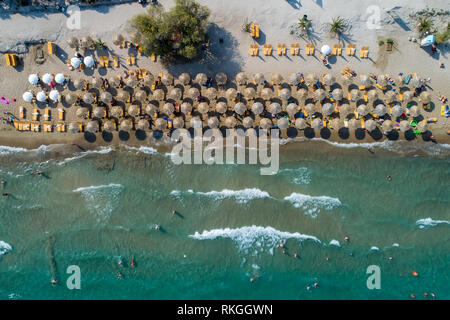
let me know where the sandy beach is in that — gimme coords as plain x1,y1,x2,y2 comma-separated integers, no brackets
0,0,449,149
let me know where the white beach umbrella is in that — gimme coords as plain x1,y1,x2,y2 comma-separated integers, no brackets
296,88,308,100
93,106,105,118
368,89,378,101
374,104,386,117
332,88,343,101
126,77,138,88
120,119,133,132
305,103,316,115
127,105,140,117
190,117,203,128
359,75,371,86
295,118,307,129
277,117,289,129
100,91,113,104
28,74,39,85
409,105,420,117
287,103,298,115
357,104,369,116
153,89,164,101
83,92,94,104
382,120,394,132
348,118,359,129
417,120,428,132
145,103,158,115
70,57,81,68
322,103,334,116
187,87,200,99
402,90,413,102
55,73,66,84
173,117,185,129
271,73,283,85
288,73,301,86
420,91,431,104
253,73,265,85
410,76,421,88
242,117,254,128
261,88,273,100
86,121,98,133
377,75,387,87
236,72,248,85
215,73,227,85
244,87,257,100
259,118,272,130
365,119,377,131
268,102,281,114
322,74,336,86
391,105,403,117
314,89,326,101
168,88,182,100
83,56,94,68
226,88,237,100
69,122,80,133
42,73,53,84
205,87,218,100
251,102,264,115
225,116,237,128
234,102,246,115
73,79,84,89
215,101,227,114
350,89,360,101
23,91,33,102
280,88,291,100
195,73,208,85
197,102,210,114
207,117,219,129
49,90,59,101
136,119,150,131
399,120,410,132
181,102,193,114
162,102,175,115
111,106,123,118
161,73,174,86
36,91,47,102
320,45,331,56
91,77,102,89
64,93,76,105
103,120,115,132
178,73,191,85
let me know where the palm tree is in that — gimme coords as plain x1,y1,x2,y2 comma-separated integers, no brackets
95,39,107,50
417,17,432,35
298,18,312,36
329,17,348,37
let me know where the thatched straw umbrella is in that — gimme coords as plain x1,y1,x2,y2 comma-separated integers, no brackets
236,72,248,85
226,88,237,100
120,119,133,131
161,73,174,86
93,106,105,118
125,77,137,88
187,87,200,99
253,73,265,85
69,122,80,133
225,116,237,128
288,73,300,86
391,104,403,117
162,102,175,115
271,73,283,85
195,73,208,85
261,88,273,100
207,117,219,128
110,106,123,118
357,104,369,116
312,118,323,130
268,102,281,114
215,101,228,114
215,73,227,85
331,118,342,129
341,74,352,85
83,92,94,104
420,91,431,103
154,118,167,130
339,104,351,117
205,87,217,100
382,120,394,132
178,73,191,85
348,118,359,129
409,105,420,117
280,88,291,100
181,102,193,114
251,102,264,115
86,121,98,133
190,117,202,128
73,79,84,90
359,74,371,86
365,119,377,131
136,119,149,131
368,89,378,101
295,118,307,129
64,93,77,105
197,102,210,114
100,91,113,104
385,90,397,102
287,103,298,115
67,37,78,49
117,90,130,102
259,118,272,130
109,76,121,87
314,89,326,101
399,120,410,132
103,120,116,132
403,90,413,102
143,74,155,86
234,102,246,115
332,88,343,101
277,117,289,129
153,89,165,101
323,73,336,86
305,73,318,85
350,89,360,101
296,88,308,100
305,103,316,115
145,103,158,115
417,120,428,132
168,88,182,100
377,74,387,87
135,90,147,102
127,105,140,117
410,76,421,88
374,104,387,117
242,117,254,128
113,34,124,46
90,77,102,89
80,36,94,48
244,87,256,100
322,103,334,116
173,117,185,129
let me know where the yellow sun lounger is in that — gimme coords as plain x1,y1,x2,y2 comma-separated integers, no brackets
364,47,369,58
344,119,349,128
364,91,368,102
43,122,52,132
277,44,282,56
360,48,365,58
23,121,31,131
399,92,403,101
78,122,84,132
255,25,259,38
19,106,25,119
44,108,51,121
47,42,55,55
290,44,295,55
103,56,109,67
267,44,272,55
309,44,315,55
263,44,268,55
323,119,327,128
31,121,40,132
121,40,126,48
294,43,300,55
282,43,286,55
306,43,310,55
151,53,157,62
332,44,338,55
138,46,143,55
376,83,387,91
32,108,39,121
113,56,119,68
130,54,136,65
253,45,258,56
250,23,255,37
361,118,365,128
337,44,342,55
58,108,65,121
56,121,65,132
98,56,105,68
126,56,132,66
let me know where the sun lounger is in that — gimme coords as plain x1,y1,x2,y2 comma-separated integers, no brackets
364,47,369,58
263,44,268,55
83,81,88,91
130,54,136,65
32,121,40,132
360,48,365,58
295,43,300,55
347,45,352,55
332,44,338,55
113,56,119,68
323,119,327,128
255,24,259,38
127,56,132,66
43,122,52,132
350,44,356,56
32,108,39,121
23,121,31,131
306,44,310,55
47,42,55,55
398,92,403,101
344,119,349,128
364,91,368,102
78,122,84,132
138,46,143,55
250,23,255,37
253,45,258,56
250,44,254,56
267,44,272,55
309,44,315,55
291,44,295,55
277,44,282,56
19,106,25,119
121,40,126,48
282,44,286,55
18,121,24,131
56,121,65,132
361,118,365,128
98,57,105,68
104,57,109,67
44,108,50,121
376,83,386,91
337,44,342,55
58,108,65,121
151,53,157,62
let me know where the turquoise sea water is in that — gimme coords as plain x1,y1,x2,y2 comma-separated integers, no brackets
0,139,449,300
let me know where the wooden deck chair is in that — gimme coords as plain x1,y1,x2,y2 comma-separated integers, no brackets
19,106,25,119
255,25,259,38
310,43,315,55
253,45,258,56
277,87,281,96
263,44,268,55
32,108,39,121
113,56,119,68
47,42,55,55
18,121,24,131
290,44,295,55
282,43,286,55
44,108,51,121
295,43,300,55
364,47,369,58
250,23,255,37
306,43,310,55
58,108,65,120
249,44,254,56
277,44,282,56
130,53,136,65
337,44,342,55
332,44,338,55
267,44,272,55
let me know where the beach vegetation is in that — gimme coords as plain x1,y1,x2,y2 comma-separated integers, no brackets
298,18,312,36
95,39,107,50
386,38,394,44
127,0,210,61
329,17,349,37
242,18,253,33
378,40,385,46
435,23,450,44
416,17,433,35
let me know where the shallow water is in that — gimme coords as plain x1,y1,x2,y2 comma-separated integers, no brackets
0,140,449,299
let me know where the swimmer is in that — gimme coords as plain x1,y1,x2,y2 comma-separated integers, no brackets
313,282,319,288
344,236,349,242
423,292,428,297
282,249,286,255
410,293,415,299
306,286,311,291
294,253,298,259
172,210,176,215
412,271,419,277
349,252,353,257
1,180,5,188
250,277,254,283
155,224,160,231
2,193,8,197
430,293,435,298
117,272,122,280
279,243,284,248
32,171,43,176
118,260,123,267
325,257,329,261
388,257,393,261
131,257,135,268
51,279,57,285
387,175,391,181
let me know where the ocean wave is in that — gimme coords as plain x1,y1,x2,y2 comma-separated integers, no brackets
278,167,312,185
172,188,272,204
329,239,341,247
0,146,29,155
0,241,12,256
58,146,114,165
370,246,380,251
73,183,123,193
189,225,321,255
416,217,450,229
124,145,158,155
283,192,341,217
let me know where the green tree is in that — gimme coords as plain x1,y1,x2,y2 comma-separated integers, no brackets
128,0,210,61
329,17,348,38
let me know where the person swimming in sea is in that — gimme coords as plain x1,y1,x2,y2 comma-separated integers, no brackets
387,175,391,181
1,180,5,188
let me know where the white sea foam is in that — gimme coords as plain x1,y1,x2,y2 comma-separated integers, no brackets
0,146,28,155
416,217,450,229
124,145,158,155
278,167,312,185
283,193,341,217
58,146,114,165
329,239,341,247
73,183,124,221
392,243,400,247
0,241,12,256
190,225,321,255
173,188,272,204
370,246,380,251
